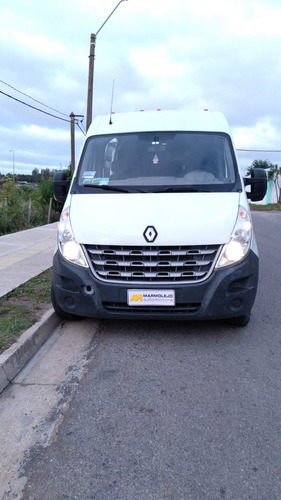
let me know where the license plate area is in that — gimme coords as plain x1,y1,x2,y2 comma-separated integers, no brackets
127,289,175,307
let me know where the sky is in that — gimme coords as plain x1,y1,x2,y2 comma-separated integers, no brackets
1,0,281,176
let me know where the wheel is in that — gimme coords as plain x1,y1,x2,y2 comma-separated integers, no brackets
51,283,81,321
225,313,251,327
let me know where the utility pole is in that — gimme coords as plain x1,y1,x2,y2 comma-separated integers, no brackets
86,0,128,132
9,149,15,180
70,113,84,174
70,112,75,174
86,34,96,132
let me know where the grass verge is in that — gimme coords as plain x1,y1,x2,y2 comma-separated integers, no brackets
0,268,53,354
250,203,281,211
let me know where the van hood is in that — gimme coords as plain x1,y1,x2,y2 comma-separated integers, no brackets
69,192,241,246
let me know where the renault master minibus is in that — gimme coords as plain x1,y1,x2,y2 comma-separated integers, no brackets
52,110,267,326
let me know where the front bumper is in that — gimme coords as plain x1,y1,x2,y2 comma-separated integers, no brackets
52,249,259,321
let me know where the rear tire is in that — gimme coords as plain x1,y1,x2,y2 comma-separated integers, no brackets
225,313,251,327
51,283,81,321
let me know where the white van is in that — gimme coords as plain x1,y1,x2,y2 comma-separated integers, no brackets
52,110,267,326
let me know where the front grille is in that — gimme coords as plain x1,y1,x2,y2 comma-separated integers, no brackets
103,302,201,314
84,244,221,284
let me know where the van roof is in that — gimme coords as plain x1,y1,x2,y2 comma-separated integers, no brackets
87,109,231,137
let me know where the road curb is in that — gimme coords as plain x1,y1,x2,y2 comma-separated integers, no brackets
0,309,61,394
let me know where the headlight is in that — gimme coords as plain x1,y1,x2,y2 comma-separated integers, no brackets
57,207,88,268
216,206,252,268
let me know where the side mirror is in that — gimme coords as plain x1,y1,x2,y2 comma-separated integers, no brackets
53,171,70,203
244,168,267,202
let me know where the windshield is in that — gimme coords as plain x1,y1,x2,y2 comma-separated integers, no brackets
75,132,241,193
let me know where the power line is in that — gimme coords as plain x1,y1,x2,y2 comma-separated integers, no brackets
237,149,281,153
1,90,85,130
76,121,86,136
0,89,71,123
0,79,69,117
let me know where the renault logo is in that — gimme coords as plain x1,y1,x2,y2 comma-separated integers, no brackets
143,226,158,243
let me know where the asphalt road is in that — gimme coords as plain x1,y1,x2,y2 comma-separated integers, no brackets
17,212,281,499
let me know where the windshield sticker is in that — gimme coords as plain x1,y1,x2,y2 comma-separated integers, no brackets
85,177,100,185
153,154,159,165
82,171,110,186
82,171,96,184
99,178,109,185
83,171,96,179
82,177,110,186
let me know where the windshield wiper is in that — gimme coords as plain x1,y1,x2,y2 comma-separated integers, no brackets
83,184,144,193
152,186,209,193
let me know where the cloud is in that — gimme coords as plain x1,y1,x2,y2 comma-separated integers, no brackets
130,45,185,79
233,119,279,149
14,32,66,57
21,124,69,140
226,2,281,38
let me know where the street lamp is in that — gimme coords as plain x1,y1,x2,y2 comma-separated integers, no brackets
9,150,15,180
86,0,128,131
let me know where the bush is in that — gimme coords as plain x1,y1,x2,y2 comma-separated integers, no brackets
0,178,60,235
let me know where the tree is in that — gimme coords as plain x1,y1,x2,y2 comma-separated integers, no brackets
0,178,28,233
267,164,281,204
246,159,273,176
38,177,54,204
252,159,273,169
31,168,40,182
41,168,52,180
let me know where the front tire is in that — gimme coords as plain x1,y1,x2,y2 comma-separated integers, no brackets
225,313,251,327
51,283,81,321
